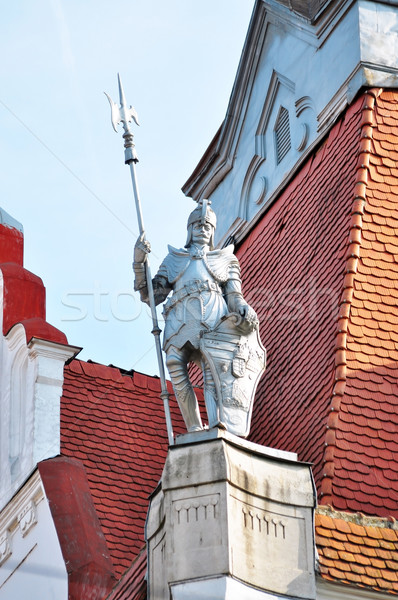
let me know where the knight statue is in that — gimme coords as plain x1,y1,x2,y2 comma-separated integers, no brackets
133,199,266,438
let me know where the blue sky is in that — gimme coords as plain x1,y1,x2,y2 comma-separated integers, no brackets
0,0,254,374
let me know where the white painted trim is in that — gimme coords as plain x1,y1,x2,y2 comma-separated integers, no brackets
0,468,68,598
256,71,296,159
183,0,357,200
239,157,267,221
0,532,11,567
27,337,80,363
217,133,322,249
27,338,80,466
182,0,269,200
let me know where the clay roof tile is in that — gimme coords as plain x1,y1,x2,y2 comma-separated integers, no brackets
316,509,398,593
61,358,190,578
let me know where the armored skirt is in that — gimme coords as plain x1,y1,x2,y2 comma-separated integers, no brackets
162,282,228,353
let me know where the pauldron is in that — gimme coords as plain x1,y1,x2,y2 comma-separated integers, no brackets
158,244,239,285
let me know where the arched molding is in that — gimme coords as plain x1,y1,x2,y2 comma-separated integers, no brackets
0,323,79,509
9,347,30,481
1,324,35,504
295,95,316,117
239,155,267,221
294,96,316,151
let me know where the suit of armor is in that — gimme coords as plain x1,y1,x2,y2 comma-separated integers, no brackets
134,201,250,432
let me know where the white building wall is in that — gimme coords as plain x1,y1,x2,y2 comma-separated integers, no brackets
0,271,79,510
0,470,67,599
185,0,398,247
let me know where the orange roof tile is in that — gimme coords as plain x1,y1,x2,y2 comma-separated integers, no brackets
225,93,363,491
319,90,398,517
316,508,398,594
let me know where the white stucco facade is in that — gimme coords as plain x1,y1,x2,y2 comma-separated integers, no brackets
183,0,398,246
0,268,79,510
0,321,79,510
0,469,67,599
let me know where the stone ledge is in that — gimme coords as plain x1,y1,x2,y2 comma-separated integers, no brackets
175,427,298,462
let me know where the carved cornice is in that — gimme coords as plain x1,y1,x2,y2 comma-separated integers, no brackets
28,337,80,363
182,0,268,200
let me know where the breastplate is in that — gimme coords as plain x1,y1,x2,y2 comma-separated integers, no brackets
174,256,213,291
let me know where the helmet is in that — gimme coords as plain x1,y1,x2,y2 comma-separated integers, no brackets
187,199,217,228
185,199,216,249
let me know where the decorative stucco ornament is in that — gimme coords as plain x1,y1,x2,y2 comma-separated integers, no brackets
134,198,266,438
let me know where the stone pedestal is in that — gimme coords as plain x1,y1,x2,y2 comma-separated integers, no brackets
146,429,316,600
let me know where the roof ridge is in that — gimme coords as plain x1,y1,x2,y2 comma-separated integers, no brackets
69,358,158,382
319,88,383,505
317,504,397,529
75,358,162,378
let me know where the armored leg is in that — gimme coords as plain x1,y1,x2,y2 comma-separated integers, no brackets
202,359,219,428
166,347,203,432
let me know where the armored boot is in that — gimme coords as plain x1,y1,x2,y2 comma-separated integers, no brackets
166,348,203,432
174,384,203,432
202,360,221,428
203,384,219,428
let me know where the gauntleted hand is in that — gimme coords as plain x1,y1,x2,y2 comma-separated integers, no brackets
238,302,258,326
134,233,151,264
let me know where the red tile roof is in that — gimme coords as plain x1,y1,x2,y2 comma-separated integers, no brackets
106,546,146,600
61,359,187,578
0,220,67,344
320,90,398,516
235,93,363,492
233,89,398,519
316,507,398,594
